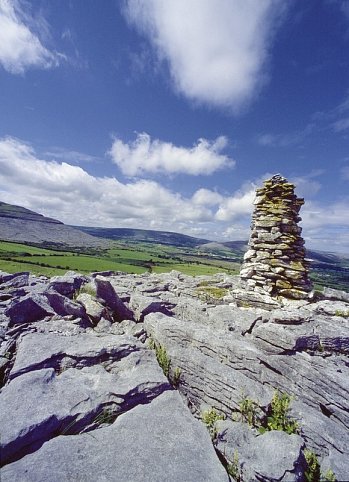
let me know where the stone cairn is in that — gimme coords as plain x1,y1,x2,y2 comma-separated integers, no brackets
239,174,313,302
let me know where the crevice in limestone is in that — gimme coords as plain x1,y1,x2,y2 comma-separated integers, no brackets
8,346,142,382
319,402,333,418
258,358,283,376
241,316,262,336
1,382,171,468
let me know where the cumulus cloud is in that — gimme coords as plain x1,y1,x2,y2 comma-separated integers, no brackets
0,0,60,74
109,132,233,176
1,136,348,252
124,0,288,110
0,136,215,229
215,188,256,221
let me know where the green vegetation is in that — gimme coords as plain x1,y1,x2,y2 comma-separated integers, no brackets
226,450,243,482
239,396,259,427
0,239,240,277
172,367,182,387
201,408,225,436
334,309,349,318
304,450,336,482
93,407,117,426
196,285,229,301
261,390,299,435
148,338,182,387
154,343,171,377
237,391,299,435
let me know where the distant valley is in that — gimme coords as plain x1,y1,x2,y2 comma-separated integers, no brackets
0,200,348,291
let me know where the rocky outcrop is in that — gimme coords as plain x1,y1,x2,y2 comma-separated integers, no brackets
238,175,313,306
1,269,348,481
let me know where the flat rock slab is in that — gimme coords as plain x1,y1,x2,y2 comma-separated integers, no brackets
1,391,229,482
216,420,304,481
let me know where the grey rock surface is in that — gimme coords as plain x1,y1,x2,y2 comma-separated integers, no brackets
215,420,304,481
1,391,229,482
1,269,348,481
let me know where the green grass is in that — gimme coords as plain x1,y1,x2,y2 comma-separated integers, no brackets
0,239,239,277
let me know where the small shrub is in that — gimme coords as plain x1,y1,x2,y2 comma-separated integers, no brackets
259,390,299,435
172,367,181,387
239,396,259,427
304,450,337,482
304,450,321,482
155,343,171,377
227,450,243,482
201,408,225,436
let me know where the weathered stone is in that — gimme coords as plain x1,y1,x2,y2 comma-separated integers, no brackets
76,292,110,323
94,276,134,321
238,175,313,303
48,271,88,298
215,420,304,481
1,391,228,482
5,293,53,326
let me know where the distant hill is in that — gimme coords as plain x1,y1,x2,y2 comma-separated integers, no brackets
0,201,108,249
74,226,210,248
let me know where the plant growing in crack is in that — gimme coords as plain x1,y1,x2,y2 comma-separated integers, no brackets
93,407,117,426
238,395,259,427
201,408,225,438
172,367,181,387
226,450,243,482
304,450,336,482
259,390,299,435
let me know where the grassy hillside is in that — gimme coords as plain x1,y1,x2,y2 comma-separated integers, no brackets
0,240,241,277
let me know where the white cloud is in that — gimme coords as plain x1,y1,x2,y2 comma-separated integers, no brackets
0,136,217,233
1,136,349,253
109,132,233,176
215,188,256,221
0,0,60,74
192,188,223,206
124,0,288,110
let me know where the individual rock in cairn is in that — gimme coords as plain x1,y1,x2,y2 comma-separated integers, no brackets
240,174,313,300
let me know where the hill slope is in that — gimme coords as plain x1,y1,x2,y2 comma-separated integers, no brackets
0,201,108,249
74,226,210,248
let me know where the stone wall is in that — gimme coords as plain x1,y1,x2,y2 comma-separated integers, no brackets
240,174,313,300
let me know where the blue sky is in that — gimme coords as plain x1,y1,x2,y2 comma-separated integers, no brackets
0,0,349,253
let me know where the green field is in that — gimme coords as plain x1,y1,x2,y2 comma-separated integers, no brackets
0,240,241,277
1,239,348,291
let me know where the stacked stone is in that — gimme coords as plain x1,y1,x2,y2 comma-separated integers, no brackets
240,174,313,300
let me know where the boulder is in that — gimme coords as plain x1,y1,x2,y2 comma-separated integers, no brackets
94,277,134,321
48,271,88,298
215,420,304,481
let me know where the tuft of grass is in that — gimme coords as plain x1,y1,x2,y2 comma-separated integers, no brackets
226,450,243,482
148,338,171,378
196,286,228,301
93,407,117,426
